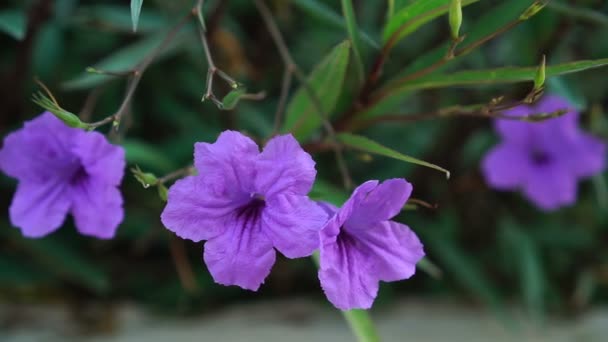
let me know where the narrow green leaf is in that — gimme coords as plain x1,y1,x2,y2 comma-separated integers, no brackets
382,0,480,43
124,139,177,172
131,0,144,32
281,41,351,141
418,258,442,279
341,0,364,85
291,0,379,49
0,9,26,40
385,58,608,93
501,220,545,322
337,133,450,178
63,28,191,90
1,229,109,293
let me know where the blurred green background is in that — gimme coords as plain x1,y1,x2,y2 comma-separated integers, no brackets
1,0,608,334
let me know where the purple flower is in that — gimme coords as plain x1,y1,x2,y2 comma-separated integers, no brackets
482,95,606,211
161,131,327,291
0,112,125,238
318,179,425,310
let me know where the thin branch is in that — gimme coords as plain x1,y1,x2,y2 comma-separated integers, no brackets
351,97,567,131
272,66,294,135
158,165,196,184
87,10,194,130
254,0,353,189
168,235,199,294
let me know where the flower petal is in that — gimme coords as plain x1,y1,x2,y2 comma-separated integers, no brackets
194,131,258,199
72,130,125,186
0,112,78,183
9,180,71,238
355,221,424,282
70,177,123,239
319,230,379,310
204,212,276,291
495,106,533,143
255,134,316,197
481,143,531,190
262,194,327,258
161,176,241,242
522,163,577,211
347,179,412,227
559,133,606,178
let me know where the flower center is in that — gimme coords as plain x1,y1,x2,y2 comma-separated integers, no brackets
530,149,551,166
235,195,266,228
69,165,89,185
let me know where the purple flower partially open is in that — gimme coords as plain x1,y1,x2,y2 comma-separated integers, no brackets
161,131,327,291
482,95,606,211
0,112,125,238
318,179,425,310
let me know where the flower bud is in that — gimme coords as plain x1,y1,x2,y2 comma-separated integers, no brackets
449,0,462,40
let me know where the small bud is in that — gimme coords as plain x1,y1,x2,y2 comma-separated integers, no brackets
520,0,548,21
32,92,88,129
131,165,158,189
533,55,546,91
449,0,462,40
158,183,168,202
221,87,248,111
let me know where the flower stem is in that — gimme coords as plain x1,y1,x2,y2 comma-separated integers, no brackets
311,253,381,342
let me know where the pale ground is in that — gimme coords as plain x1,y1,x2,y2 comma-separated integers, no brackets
1,298,607,342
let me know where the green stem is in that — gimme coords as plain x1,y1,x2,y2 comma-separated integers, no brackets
311,253,381,342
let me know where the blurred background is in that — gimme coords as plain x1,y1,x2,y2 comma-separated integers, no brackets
1,0,608,341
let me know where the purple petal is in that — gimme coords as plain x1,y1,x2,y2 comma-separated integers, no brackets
354,221,424,282
194,131,258,199
0,112,78,183
533,95,578,134
522,163,577,211
495,106,533,143
70,177,123,239
261,194,327,258
481,143,530,190
255,134,316,197
9,180,71,238
319,229,379,310
72,130,125,186
332,180,379,228
347,178,412,227
560,133,606,178
161,176,243,242
204,212,276,291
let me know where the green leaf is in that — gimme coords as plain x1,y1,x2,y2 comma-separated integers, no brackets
383,58,608,93
1,229,109,293
63,28,191,90
310,179,350,206
340,0,364,85
382,0,480,43
501,220,545,322
399,0,533,76
337,133,450,178
73,5,169,33
131,0,144,32
0,9,26,40
281,41,351,141
124,139,177,172
291,0,379,49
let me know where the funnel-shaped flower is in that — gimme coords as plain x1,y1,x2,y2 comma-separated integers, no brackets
318,179,425,310
161,131,327,291
0,112,125,238
482,95,606,211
